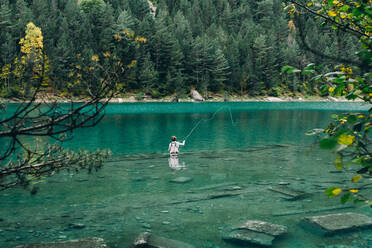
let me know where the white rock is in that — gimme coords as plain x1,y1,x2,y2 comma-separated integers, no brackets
191,90,205,101
266,97,283,102
328,96,339,102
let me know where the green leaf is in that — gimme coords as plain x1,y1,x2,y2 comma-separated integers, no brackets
354,199,364,204
361,159,372,167
334,77,345,84
352,157,363,164
347,115,358,123
304,63,315,69
341,192,352,204
324,71,344,77
319,138,337,149
325,187,337,197
312,75,323,82
352,8,362,17
320,85,328,94
334,154,343,170
302,69,315,75
281,65,293,73
352,174,363,183
339,5,350,11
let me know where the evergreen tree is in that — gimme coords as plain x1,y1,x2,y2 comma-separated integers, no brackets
138,53,158,94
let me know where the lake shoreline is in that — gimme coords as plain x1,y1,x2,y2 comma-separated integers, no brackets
0,95,363,103
109,95,360,103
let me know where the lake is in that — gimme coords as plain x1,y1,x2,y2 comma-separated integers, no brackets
1,102,371,248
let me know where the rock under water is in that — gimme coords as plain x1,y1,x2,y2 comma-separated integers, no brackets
14,237,107,248
223,220,287,246
302,212,372,235
132,232,195,248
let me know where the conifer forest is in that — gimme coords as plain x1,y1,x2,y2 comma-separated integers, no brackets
0,0,362,99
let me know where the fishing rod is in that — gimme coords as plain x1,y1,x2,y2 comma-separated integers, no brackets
183,105,235,141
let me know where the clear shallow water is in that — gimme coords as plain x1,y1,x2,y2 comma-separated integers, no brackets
1,102,372,248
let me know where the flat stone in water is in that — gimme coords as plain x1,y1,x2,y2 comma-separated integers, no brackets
238,220,288,236
132,232,195,248
169,177,193,183
224,220,287,246
268,186,307,200
14,237,107,248
223,229,275,246
75,179,89,183
68,223,85,229
303,212,372,235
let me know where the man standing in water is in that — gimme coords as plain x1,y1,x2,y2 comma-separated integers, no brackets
168,136,185,156
168,136,186,170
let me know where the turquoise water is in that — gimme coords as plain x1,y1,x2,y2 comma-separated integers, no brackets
1,102,371,248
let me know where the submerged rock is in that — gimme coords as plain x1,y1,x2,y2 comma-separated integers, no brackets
303,212,372,235
268,186,308,200
224,229,274,246
68,223,85,229
223,220,287,246
14,237,107,248
132,232,195,248
169,177,193,183
237,220,288,236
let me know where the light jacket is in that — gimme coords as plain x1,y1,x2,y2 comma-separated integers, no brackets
168,140,185,155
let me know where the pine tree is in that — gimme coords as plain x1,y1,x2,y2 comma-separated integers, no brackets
115,9,137,33
0,2,14,65
138,53,158,94
209,48,230,92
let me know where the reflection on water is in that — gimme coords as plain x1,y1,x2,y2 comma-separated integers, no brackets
0,102,371,248
168,155,186,171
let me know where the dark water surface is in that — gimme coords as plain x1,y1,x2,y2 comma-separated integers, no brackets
1,102,372,248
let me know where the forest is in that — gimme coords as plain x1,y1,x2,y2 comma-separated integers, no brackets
0,0,361,99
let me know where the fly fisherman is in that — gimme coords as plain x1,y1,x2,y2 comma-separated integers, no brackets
168,136,185,156
168,136,186,171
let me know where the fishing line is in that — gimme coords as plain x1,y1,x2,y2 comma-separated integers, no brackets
183,105,235,141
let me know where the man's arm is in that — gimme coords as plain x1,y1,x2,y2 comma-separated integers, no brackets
178,140,185,146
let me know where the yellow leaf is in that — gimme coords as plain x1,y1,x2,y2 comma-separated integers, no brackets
91,55,99,62
307,2,313,6
332,0,338,4
334,154,343,170
352,175,362,183
338,134,355,145
349,189,359,193
332,188,342,195
328,10,337,17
